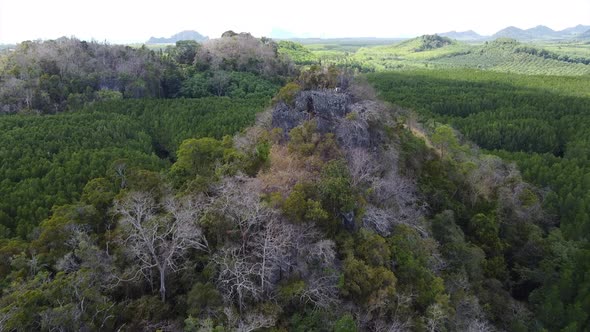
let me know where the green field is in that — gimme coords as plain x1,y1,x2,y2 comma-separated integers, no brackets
540,41,590,58
287,35,590,75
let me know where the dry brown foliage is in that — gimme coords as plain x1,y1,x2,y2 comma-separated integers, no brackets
257,145,320,195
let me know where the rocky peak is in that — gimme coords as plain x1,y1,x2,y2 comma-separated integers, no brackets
272,90,351,135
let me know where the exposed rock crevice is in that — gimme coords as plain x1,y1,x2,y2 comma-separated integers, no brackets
272,90,350,135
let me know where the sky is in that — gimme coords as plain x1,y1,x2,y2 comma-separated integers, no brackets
0,0,589,44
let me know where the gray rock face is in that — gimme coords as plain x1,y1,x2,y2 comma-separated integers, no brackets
335,100,376,149
271,90,351,135
271,101,309,136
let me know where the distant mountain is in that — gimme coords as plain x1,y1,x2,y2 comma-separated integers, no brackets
579,29,590,40
525,25,557,38
492,26,533,40
560,24,590,36
147,30,208,44
489,24,590,41
439,30,483,41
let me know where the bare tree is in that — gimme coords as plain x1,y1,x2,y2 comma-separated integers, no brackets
253,217,296,294
212,177,340,310
0,307,15,332
348,75,377,101
142,320,183,332
466,319,495,332
306,239,336,265
212,178,271,310
114,191,208,301
363,206,395,236
394,292,416,314
452,295,489,332
347,148,379,187
464,155,514,206
425,303,447,332
37,230,117,331
236,313,276,332
362,205,428,238
371,171,419,207
445,272,470,295
211,70,230,96
295,233,340,308
212,177,275,252
373,319,413,332
213,177,297,305
112,160,128,189
336,111,371,150
197,33,293,78
298,272,340,308
497,182,545,225
215,246,261,311
223,307,277,332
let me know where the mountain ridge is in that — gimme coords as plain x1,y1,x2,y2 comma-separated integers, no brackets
271,24,590,42
578,29,590,39
147,30,208,44
486,24,590,40
439,30,483,40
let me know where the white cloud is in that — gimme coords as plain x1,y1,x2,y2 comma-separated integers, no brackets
0,0,588,43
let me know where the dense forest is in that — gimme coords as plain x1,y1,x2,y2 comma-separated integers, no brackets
0,96,271,238
0,31,588,331
369,69,590,331
0,32,291,114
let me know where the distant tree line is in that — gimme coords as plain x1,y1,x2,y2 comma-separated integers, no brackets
515,45,590,65
0,38,171,113
0,33,294,114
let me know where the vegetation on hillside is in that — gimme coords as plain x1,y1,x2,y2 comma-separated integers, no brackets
0,96,270,239
0,66,550,331
277,41,318,65
0,33,291,115
0,38,172,114
0,33,282,237
291,35,590,75
0,29,589,331
369,69,590,331
432,39,590,75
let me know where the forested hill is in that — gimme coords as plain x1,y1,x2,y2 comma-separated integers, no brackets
0,32,292,237
369,69,590,331
0,58,549,331
0,33,586,331
0,34,292,114
0,38,171,114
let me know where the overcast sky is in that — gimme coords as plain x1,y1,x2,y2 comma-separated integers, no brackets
0,0,589,43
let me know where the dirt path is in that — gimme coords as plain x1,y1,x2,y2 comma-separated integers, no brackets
404,122,441,156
